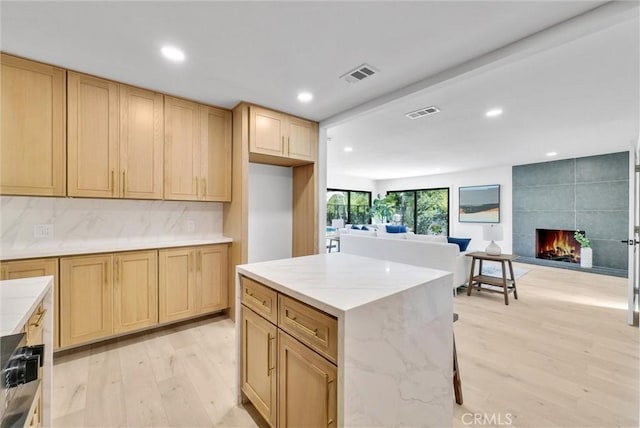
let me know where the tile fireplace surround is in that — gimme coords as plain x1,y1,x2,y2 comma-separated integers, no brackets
512,151,629,277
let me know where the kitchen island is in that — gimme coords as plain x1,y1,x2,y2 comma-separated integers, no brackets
236,253,453,427
1,275,54,427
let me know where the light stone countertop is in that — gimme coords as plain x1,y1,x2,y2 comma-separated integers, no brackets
236,252,453,427
0,275,53,336
237,252,451,317
0,235,232,261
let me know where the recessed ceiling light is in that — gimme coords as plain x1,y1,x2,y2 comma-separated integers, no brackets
344,147,353,152
297,92,313,103
485,108,503,117
161,46,185,62
546,152,558,157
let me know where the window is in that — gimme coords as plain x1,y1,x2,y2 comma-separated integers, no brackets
387,188,449,235
327,189,372,225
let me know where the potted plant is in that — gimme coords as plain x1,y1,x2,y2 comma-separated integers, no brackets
369,194,396,224
574,230,592,268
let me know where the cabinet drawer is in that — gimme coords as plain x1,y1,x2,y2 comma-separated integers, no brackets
278,295,337,363
241,276,278,324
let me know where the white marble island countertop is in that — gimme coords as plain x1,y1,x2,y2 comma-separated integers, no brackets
237,252,452,317
0,275,53,335
236,252,453,427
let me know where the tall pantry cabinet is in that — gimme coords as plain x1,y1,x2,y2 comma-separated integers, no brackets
224,102,319,319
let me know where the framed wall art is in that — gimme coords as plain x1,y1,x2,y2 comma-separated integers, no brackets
458,184,500,223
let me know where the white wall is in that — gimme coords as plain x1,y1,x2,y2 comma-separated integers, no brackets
377,166,513,253
248,163,293,263
327,172,377,194
0,196,224,254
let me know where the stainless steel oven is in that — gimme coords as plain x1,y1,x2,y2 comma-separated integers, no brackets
0,333,44,428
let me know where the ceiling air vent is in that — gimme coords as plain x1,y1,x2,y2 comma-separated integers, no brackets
341,63,378,83
405,106,441,120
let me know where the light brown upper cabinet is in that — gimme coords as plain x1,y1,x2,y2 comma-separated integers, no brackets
67,71,163,199
249,105,317,165
164,96,231,202
0,54,66,196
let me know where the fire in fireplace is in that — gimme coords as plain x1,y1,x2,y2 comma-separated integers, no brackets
536,229,581,263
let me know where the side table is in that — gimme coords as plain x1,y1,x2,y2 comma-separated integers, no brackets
466,252,519,305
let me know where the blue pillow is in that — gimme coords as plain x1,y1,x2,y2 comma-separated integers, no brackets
351,225,361,230
447,237,471,251
361,225,369,231
386,225,407,233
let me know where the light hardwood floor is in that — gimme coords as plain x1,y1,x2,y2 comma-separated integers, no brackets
52,263,639,427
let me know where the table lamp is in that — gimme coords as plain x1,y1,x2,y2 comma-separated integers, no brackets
483,224,503,256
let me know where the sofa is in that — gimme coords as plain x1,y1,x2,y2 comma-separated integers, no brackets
339,231,472,293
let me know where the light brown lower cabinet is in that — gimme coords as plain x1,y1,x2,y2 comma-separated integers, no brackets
278,330,337,428
159,244,228,323
113,251,158,334
241,307,277,426
60,250,158,347
1,258,59,349
240,276,337,428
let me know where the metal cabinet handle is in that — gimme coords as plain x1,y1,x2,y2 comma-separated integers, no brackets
267,333,276,376
287,312,319,337
326,374,334,426
246,291,267,307
111,170,115,195
122,170,126,195
30,309,47,328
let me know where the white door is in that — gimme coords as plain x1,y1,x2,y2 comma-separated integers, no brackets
628,139,639,326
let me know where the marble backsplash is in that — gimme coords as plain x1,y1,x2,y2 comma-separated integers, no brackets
0,196,224,255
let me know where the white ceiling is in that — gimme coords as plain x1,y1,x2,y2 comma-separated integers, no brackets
2,1,638,181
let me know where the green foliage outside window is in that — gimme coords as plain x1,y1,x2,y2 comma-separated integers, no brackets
326,189,372,225
387,188,449,235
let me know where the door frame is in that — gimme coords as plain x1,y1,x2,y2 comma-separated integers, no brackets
628,138,639,326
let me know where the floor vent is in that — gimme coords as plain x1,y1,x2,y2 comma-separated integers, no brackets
341,64,378,83
405,106,441,119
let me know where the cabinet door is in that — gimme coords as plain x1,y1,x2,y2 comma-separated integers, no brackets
0,54,66,196
164,96,199,200
241,307,277,427
286,117,317,162
120,85,164,199
158,248,196,322
249,106,285,157
278,330,337,428
67,71,119,197
113,250,158,334
1,258,59,349
60,254,113,347
200,105,232,201
196,245,228,314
